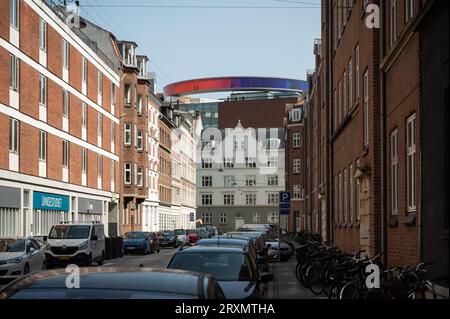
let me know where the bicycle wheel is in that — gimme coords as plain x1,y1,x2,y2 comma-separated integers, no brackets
300,262,312,289
308,262,324,295
295,263,302,282
339,280,360,299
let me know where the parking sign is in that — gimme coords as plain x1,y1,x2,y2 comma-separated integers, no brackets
190,212,195,222
279,191,291,215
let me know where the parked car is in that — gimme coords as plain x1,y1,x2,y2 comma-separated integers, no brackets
198,227,211,239
0,267,226,299
174,229,188,246
167,246,273,299
265,240,293,262
44,222,105,267
0,238,46,279
158,230,178,248
187,229,200,244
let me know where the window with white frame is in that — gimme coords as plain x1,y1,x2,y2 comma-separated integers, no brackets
62,90,69,118
344,168,348,222
111,123,115,144
124,123,132,146
267,193,278,205
202,158,212,168
355,178,361,221
363,70,369,147
267,212,279,223
202,212,212,224
137,167,143,187
111,83,116,106
267,156,278,167
293,133,301,148
253,212,261,224
9,54,19,92
137,95,143,114
390,0,398,45
39,18,47,51
391,129,398,215
246,175,256,187
10,0,19,28
82,148,87,173
82,57,87,84
223,194,235,205
224,158,234,168
350,164,354,221
406,0,415,22
39,74,47,106
97,155,102,178
338,81,342,122
111,160,115,183
267,175,279,186
98,113,102,137
293,159,301,174
137,130,143,150
219,213,227,225
201,176,212,187
39,131,46,161
265,139,280,149
124,163,132,185
97,71,102,95
339,172,343,222
134,164,138,186
293,185,302,199
9,118,19,153
201,194,213,206
62,40,69,70
124,84,131,105
223,175,236,187
62,140,69,168
245,194,256,205
82,102,87,128
348,59,353,107
291,108,302,122
407,115,416,212
245,157,256,168
343,71,347,115
355,45,360,99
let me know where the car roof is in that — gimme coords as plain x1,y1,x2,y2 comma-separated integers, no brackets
196,238,248,246
0,267,210,298
176,246,246,254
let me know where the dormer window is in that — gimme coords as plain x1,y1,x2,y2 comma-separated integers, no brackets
119,42,137,67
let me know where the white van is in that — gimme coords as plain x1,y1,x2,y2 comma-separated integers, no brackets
44,222,105,267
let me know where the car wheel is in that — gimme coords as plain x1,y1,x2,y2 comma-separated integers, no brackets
85,254,92,267
97,252,105,266
24,263,30,275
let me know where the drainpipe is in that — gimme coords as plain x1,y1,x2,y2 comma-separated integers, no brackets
379,0,388,266
327,2,334,243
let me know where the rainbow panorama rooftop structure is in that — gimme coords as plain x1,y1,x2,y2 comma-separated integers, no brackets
163,76,308,97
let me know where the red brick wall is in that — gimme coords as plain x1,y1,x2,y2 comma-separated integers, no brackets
0,114,9,170
0,49,8,106
0,0,9,41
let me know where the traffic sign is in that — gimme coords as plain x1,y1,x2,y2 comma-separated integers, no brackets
190,212,195,222
279,191,291,216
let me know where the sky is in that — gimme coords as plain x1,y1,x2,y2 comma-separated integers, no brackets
79,0,322,98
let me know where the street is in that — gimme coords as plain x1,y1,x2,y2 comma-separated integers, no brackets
103,248,175,268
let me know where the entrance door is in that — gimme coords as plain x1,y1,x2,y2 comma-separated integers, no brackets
235,217,245,230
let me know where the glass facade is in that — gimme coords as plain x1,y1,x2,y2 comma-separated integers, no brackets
179,102,220,129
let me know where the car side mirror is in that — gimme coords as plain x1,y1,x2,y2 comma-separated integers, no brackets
260,273,274,283
28,247,35,254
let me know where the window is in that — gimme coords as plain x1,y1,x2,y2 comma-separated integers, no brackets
39,18,47,51
62,90,69,118
390,0,398,45
201,194,213,206
407,115,416,212
124,123,132,146
334,89,338,129
62,40,69,69
202,176,212,187
245,157,256,168
338,81,342,122
219,213,227,225
267,212,279,223
267,175,279,186
82,103,87,128
363,70,369,147
253,212,261,224
291,108,302,122
293,159,301,174
111,84,116,106
137,167,143,187
343,71,347,115
111,160,115,182
137,130,143,150
267,193,278,205
202,158,212,168
223,175,236,187
245,175,256,187
350,165,354,221
339,172,343,222
348,59,353,107
9,54,19,92
111,123,116,144
39,131,46,161
406,0,415,22
81,148,87,173
245,194,256,205
124,84,131,105
293,185,302,199
355,179,361,221
355,45,360,99
97,72,102,95
267,156,278,167
202,212,212,224
224,158,234,168
137,95,143,114
344,168,348,222
62,140,69,168
266,139,280,149
98,113,102,137
82,57,88,84
391,130,398,215
293,133,301,148
97,155,102,178
10,0,18,29
9,118,19,153
224,194,235,205
134,164,138,186
39,74,47,106
124,163,132,185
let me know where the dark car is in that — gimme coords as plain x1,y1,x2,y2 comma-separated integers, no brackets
145,232,160,254
187,230,200,244
0,267,226,299
167,246,273,299
158,230,178,248
123,232,159,255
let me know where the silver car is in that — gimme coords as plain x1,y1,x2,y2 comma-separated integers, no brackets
0,237,46,279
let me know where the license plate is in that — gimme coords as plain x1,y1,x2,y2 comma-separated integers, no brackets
126,247,135,250
58,256,70,260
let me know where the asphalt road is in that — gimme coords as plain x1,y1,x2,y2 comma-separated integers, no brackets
103,247,176,268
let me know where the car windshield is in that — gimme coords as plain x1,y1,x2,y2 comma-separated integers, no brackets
163,231,174,237
49,226,91,239
175,230,186,235
168,252,252,282
6,239,25,252
125,232,146,239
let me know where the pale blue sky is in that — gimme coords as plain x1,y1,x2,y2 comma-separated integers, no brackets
79,0,322,97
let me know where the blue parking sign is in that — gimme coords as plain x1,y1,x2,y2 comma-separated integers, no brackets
279,191,291,215
190,212,195,222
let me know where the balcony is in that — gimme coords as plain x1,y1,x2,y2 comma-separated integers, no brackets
118,41,138,68
137,56,149,80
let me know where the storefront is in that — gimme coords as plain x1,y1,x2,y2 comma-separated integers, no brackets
0,186,21,238
78,197,103,222
32,191,69,236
